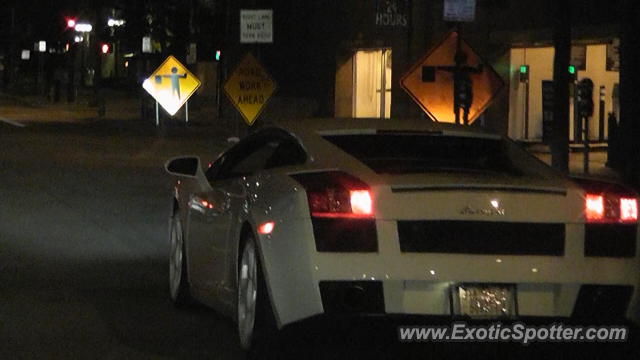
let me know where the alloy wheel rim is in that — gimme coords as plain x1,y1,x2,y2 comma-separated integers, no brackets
238,240,257,349
169,217,183,299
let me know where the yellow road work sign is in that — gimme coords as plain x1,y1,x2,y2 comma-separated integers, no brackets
224,53,276,126
400,31,504,124
143,55,201,116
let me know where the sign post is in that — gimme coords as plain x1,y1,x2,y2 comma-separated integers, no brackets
542,80,554,144
142,55,201,126
155,101,159,126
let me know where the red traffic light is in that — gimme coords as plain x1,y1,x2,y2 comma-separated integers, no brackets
66,18,76,28
101,43,111,54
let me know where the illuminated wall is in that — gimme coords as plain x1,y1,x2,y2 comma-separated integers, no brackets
509,44,619,141
335,49,392,119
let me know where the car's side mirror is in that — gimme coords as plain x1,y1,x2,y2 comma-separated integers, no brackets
165,156,201,177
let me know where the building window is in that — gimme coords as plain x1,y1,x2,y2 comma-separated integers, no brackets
353,49,392,118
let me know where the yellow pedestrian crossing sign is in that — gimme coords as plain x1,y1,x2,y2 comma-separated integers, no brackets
224,53,276,126
143,55,201,116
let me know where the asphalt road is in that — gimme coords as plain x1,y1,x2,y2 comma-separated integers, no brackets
1,120,639,359
0,120,245,359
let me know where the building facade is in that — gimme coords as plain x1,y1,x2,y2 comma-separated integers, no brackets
216,0,621,142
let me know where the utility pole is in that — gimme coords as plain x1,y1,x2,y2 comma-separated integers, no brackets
94,2,105,117
550,0,571,172
6,6,16,87
617,0,640,184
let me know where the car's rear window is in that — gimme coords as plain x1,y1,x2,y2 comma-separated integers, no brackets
323,133,523,176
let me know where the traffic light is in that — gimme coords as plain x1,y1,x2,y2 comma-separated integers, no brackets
215,50,222,61
519,65,529,83
101,43,112,54
568,65,577,82
66,18,76,28
576,78,594,118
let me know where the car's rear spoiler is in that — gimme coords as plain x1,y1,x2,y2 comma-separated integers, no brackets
390,183,567,195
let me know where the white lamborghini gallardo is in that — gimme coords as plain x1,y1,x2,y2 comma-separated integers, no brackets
165,119,640,350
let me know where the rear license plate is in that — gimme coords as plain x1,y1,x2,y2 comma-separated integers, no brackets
456,284,516,318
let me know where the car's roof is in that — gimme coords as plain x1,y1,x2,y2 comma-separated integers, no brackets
252,118,567,188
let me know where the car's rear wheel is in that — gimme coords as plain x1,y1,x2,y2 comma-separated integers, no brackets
169,214,192,306
237,233,278,355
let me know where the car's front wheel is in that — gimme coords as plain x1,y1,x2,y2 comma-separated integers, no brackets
169,214,192,306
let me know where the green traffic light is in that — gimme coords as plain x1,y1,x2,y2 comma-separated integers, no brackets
520,65,528,74
568,65,576,74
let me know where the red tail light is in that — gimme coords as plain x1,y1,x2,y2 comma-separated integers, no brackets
350,190,373,216
620,198,638,222
585,194,604,222
292,171,378,252
292,171,374,218
585,193,638,223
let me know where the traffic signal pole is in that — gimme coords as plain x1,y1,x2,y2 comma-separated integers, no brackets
577,78,594,174
583,114,589,174
524,72,530,139
550,0,571,172
455,23,461,125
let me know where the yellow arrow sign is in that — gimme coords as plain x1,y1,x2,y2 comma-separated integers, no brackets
224,53,276,126
143,55,201,116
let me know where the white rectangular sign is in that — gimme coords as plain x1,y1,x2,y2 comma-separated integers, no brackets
443,0,476,22
240,9,273,43
142,36,152,54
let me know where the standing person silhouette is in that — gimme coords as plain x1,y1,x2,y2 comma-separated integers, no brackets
160,67,188,100
438,51,483,125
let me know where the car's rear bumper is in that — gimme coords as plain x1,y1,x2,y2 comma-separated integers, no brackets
257,219,640,328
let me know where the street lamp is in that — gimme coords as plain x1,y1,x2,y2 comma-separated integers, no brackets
74,23,93,33
107,18,125,27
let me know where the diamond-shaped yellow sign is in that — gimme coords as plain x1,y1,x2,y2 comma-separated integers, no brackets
400,31,504,124
224,53,276,126
143,55,201,116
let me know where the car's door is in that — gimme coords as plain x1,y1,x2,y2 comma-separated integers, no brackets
186,153,231,293
186,134,280,302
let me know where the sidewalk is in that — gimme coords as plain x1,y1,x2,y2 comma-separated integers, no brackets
0,89,220,125
533,150,620,181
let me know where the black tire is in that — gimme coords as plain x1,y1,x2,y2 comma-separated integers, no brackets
169,214,193,307
238,233,280,359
